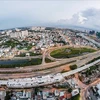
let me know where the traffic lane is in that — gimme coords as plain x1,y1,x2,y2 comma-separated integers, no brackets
0,63,72,79
0,50,99,73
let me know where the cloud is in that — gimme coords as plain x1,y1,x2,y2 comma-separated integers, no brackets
78,13,87,24
57,8,100,30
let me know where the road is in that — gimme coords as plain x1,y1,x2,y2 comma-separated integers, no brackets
0,45,99,80
0,50,99,79
0,59,100,88
0,49,99,73
81,78,100,100
59,31,68,44
13,55,42,60
42,49,46,65
62,59,100,77
77,33,100,47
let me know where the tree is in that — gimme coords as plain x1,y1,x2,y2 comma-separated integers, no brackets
96,32,100,38
89,30,95,35
5,91,11,100
70,64,77,70
68,88,72,93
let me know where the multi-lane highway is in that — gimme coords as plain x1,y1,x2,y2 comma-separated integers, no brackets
0,48,99,80
0,59,100,88
77,33,100,47
0,48,99,73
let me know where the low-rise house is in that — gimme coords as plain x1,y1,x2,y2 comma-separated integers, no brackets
71,89,79,96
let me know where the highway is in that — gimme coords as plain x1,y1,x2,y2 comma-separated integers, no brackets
0,49,99,80
77,33,100,47
0,49,99,73
0,59,100,88
62,59,100,77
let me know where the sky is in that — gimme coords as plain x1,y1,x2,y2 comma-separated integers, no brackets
0,0,100,30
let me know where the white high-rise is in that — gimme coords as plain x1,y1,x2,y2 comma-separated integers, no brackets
8,30,28,38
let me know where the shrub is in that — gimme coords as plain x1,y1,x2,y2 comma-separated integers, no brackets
70,64,77,70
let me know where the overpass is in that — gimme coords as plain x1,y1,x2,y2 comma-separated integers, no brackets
0,50,99,80
0,49,99,73
0,59,100,88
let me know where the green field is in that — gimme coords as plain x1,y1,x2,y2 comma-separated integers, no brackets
71,94,80,100
50,47,96,58
45,58,54,63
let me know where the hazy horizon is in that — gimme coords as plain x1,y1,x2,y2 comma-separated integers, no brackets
0,0,100,30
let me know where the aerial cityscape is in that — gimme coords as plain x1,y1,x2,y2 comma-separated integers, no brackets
0,1,100,100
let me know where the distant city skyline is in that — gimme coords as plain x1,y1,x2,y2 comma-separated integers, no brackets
0,0,100,30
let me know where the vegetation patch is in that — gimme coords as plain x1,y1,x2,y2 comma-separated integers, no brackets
0,60,76,74
2,39,21,48
85,65,99,77
0,58,42,68
50,47,96,58
96,32,100,38
71,94,80,100
70,64,77,70
45,58,54,63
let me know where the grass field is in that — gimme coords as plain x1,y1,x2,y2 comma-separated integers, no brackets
71,94,80,100
45,58,54,63
50,47,96,58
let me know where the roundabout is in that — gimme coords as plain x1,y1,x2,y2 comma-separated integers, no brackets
50,47,96,58
0,46,99,80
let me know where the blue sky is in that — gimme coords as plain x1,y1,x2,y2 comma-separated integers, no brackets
0,0,100,30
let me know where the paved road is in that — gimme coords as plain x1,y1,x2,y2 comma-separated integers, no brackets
0,45,99,80
62,59,100,77
81,78,100,100
0,59,100,88
42,49,46,65
13,55,42,60
59,31,69,44
77,33,100,47
0,50,99,79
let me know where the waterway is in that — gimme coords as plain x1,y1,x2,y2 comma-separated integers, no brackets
0,59,29,65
